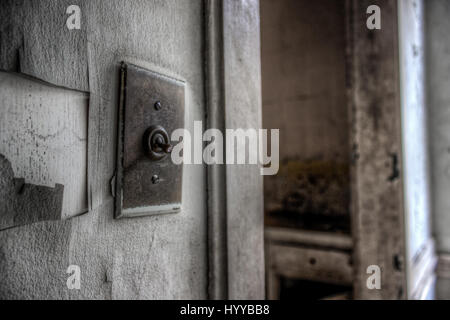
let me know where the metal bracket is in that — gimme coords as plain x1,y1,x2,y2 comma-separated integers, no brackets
115,62,185,219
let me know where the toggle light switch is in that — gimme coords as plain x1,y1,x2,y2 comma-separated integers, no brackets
114,62,185,219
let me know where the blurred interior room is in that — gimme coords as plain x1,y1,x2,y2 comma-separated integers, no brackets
261,0,450,300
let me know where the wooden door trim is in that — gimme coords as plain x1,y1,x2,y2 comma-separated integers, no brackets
347,0,407,299
204,0,265,299
205,0,228,300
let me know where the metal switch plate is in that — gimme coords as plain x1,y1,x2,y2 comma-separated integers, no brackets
114,62,184,219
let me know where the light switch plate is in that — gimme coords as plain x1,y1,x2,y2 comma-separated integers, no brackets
114,62,185,219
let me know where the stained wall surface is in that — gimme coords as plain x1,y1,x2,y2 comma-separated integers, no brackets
0,72,89,223
261,0,350,232
0,0,207,299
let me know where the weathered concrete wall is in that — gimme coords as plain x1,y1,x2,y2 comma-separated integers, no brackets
261,0,350,232
0,72,89,225
425,0,450,299
0,0,207,299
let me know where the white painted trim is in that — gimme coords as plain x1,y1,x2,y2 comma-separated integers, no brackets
410,239,437,299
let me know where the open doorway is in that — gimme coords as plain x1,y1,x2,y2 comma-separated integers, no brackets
261,0,438,300
261,0,353,299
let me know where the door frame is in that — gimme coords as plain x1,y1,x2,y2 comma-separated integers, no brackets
205,0,265,299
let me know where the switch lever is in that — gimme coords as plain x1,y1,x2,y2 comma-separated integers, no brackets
144,125,172,161
154,136,173,153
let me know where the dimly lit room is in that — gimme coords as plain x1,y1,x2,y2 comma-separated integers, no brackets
0,0,450,306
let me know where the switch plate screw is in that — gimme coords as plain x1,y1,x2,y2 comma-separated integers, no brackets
151,175,160,184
